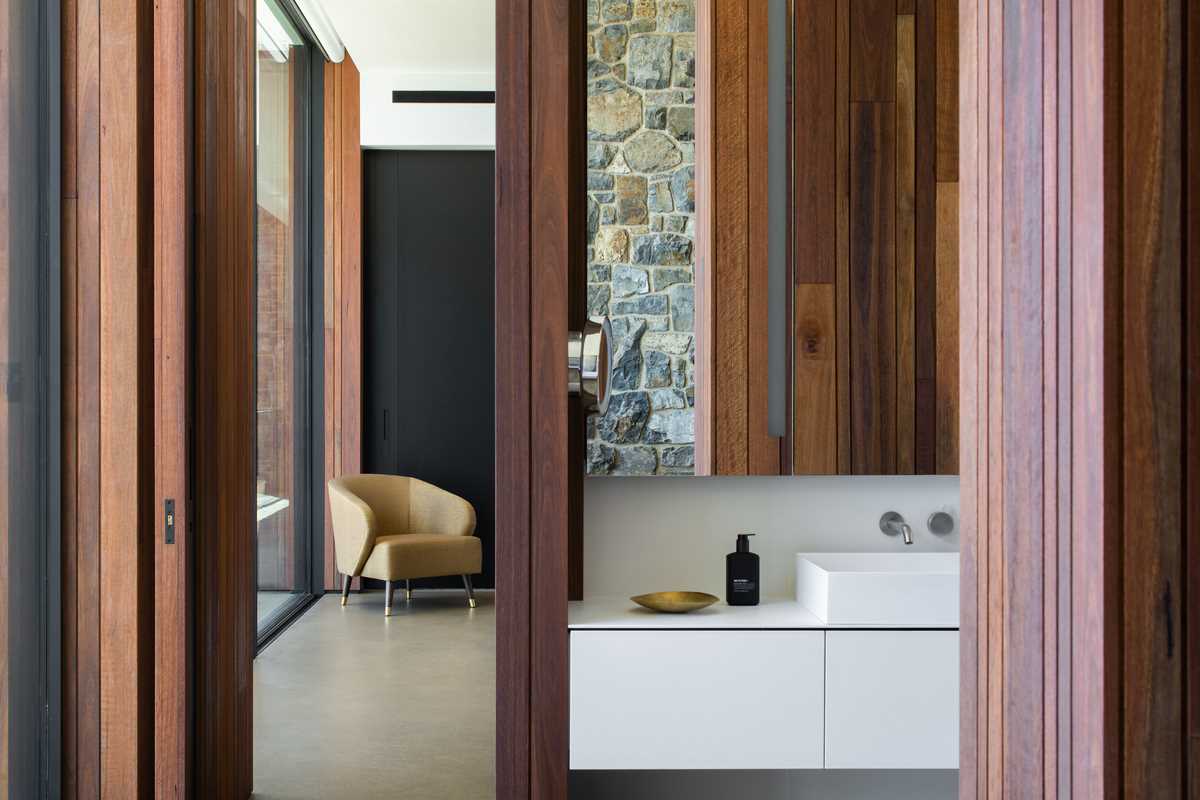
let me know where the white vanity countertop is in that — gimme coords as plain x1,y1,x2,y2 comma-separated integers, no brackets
568,595,958,629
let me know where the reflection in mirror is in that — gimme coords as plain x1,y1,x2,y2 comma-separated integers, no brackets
584,0,959,478
584,0,702,477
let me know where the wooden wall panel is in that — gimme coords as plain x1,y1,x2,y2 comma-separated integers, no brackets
934,0,958,180
60,0,157,795
1188,0,1200,787
322,55,363,591
712,0,750,475
495,0,532,793
495,0,576,795
692,0,714,476
1121,0,1183,792
794,0,952,476
848,0,896,101
895,14,916,474
961,0,1191,795
835,0,851,473
848,102,896,474
934,181,958,474
912,0,937,473
97,0,155,794
152,0,190,796
793,284,837,473
192,0,257,795
793,0,837,284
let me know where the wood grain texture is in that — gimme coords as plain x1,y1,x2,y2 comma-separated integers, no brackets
935,0,958,180
746,0,780,475
912,0,937,474
848,0,896,101
692,0,715,476
97,0,155,794
1188,0,1200,772
895,15,916,474
322,56,364,592
793,284,838,473
848,102,896,474
934,182,958,474
960,0,1190,794
793,0,837,284
835,0,852,472
192,0,257,794
713,0,749,474
152,0,190,795
1120,0,1183,793
70,0,102,791
528,0,575,794
494,0,532,794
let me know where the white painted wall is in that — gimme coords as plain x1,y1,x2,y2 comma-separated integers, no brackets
583,475,960,599
359,69,495,150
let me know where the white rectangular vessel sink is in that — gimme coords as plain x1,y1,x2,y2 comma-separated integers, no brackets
795,552,959,627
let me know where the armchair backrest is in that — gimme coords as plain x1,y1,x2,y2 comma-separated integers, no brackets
327,474,476,577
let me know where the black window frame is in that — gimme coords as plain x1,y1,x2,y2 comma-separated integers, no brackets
253,0,327,651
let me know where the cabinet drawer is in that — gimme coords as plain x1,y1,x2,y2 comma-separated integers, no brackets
824,630,959,769
570,630,825,770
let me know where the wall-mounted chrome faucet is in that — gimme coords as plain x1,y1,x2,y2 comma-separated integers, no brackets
880,511,913,545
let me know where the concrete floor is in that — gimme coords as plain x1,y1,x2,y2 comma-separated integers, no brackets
253,590,496,800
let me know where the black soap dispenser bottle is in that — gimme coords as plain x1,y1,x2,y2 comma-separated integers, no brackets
726,533,760,606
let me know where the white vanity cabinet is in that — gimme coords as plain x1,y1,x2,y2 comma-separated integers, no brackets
568,599,959,771
569,630,826,770
824,630,959,769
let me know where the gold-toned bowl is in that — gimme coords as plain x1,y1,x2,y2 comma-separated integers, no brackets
630,591,720,614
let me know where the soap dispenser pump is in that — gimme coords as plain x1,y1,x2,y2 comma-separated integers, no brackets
726,533,760,606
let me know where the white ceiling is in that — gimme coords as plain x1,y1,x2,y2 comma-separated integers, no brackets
314,0,495,78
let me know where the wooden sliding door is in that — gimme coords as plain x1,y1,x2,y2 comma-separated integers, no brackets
495,0,581,796
960,0,1193,795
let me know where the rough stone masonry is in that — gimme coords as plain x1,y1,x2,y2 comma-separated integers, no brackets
586,0,696,476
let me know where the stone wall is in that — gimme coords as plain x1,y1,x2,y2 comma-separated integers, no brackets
585,0,696,476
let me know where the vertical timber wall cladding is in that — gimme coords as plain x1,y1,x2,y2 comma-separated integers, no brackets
960,0,1193,796
61,0,158,796
193,0,256,796
322,55,363,592
792,0,957,476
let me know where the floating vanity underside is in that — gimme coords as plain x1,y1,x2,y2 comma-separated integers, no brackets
568,598,959,771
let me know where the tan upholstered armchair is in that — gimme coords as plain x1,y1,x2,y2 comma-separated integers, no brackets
328,474,482,616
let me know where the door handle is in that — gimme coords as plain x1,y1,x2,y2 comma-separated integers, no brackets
568,316,612,415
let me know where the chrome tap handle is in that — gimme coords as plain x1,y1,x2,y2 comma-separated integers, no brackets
880,511,914,545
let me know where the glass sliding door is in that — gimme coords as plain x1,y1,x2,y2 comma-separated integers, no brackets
255,0,319,637
2,0,61,794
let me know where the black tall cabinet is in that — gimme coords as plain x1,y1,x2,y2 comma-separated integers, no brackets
362,149,496,588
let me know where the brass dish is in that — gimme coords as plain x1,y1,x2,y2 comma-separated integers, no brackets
630,591,720,614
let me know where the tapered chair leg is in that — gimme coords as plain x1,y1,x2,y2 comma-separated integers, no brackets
405,579,412,601
340,573,352,606
462,574,477,609
384,580,395,617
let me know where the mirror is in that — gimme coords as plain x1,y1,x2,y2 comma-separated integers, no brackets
583,0,959,478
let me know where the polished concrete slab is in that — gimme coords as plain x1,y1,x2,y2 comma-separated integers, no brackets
253,590,496,800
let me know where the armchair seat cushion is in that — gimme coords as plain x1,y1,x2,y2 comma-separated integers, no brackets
360,533,482,582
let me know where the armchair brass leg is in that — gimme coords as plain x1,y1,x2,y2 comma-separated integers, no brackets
462,574,477,609
384,580,395,617
405,579,412,601
340,574,351,606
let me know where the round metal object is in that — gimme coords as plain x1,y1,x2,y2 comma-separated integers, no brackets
568,316,613,415
630,591,720,614
927,511,955,535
